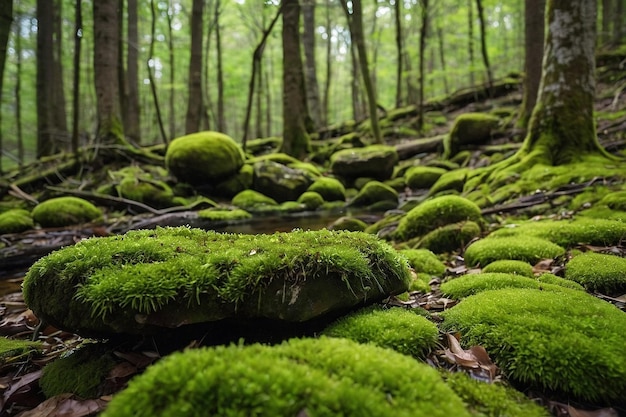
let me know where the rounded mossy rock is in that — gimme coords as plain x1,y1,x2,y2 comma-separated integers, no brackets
482,260,534,277
165,131,245,185
214,164,254,197
231,189,278,212
23,227,411,337
441,288,626,404
307,177,346,201
296,191,325,210
443,113,499,159
598,190,626,211
404,166,447,190
330,145,399,181
565,252,626,294
463,236,565,267
32,197,103,228
328,216,368,232
252,160,314,202
415,220,481,253
197,208,252,221
440,272,565,299
536,273,584,291
117,177,182,209
428,169,468,196
349,180,398,209
394,196,482,242
399,249,446,276
102,337,470,417
322,306,439,358
0,209,34,234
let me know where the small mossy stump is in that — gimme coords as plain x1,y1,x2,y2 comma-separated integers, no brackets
440,273,565,299
0,209,34,234
565,252,626,294
102,337,470,417
322,306,439,358
330,145,398,181
394,196,482,242
441,288,626,404
252,160,314,203
32,197,103,228
231,189,279,212
165,131,245,185
399,249,446,276
23,227,411,337
307,177,346,201
482,260,534,277
443,113,500,159
463,236,565,267
404,166,448,190
349,181,398,209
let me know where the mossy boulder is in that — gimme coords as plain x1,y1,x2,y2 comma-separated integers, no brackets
565,252,626,294
394,196,482,241
23,227,411,337
416,221,481,253
32,197,103,228
214,164,254,197
231,189,279,212
536,273,584,291
322,306,439,358
117,177,182,209
330,145,398,181
328,216,368,231
0,209,34,234
399,249,446,275
441,288,626,404
296,191,325,210
482,260,534,277
404,166,447,190
441,273,564,299
102,337,470,417
197,208,252,221
463,236,565,267
444,113,500,159
349,181,398,208
165,131,245,185
307,177,346,201
252,160,314,202
429,169,468,196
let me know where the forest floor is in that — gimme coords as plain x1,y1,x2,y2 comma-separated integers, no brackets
0,56,625,416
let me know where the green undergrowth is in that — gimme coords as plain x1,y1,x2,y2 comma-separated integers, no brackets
565,252,626,294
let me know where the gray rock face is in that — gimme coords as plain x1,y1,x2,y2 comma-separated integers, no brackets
330,145,398,181
252,160,314,202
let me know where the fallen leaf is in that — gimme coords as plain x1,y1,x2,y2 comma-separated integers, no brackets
567,405,619,417
1,370,43,411
15,393,108,417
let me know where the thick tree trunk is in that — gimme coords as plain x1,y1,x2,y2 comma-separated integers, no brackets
601,0,612,45
321,0,332,127
394,0,403,108
280,0,311,159
71,0,82,155
185,0,204,134
302,0,322,129
125,0,140,142
614,0,624,45
0,0,12,172
36,0,58,157
166,1,175,139
216,0,226,133
52,0,68,138
518,0,545,129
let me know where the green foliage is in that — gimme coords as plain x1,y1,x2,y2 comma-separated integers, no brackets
32,197,103,228
307,177,346,202
322,306,439,358
349,180,398,208
399,249,446,275
565,252,626,294
482,260,534,277
463,236,565,267
102,337,470,417
404,166,447,190
441,273,564,299
0,209,34,234
441,288,626,403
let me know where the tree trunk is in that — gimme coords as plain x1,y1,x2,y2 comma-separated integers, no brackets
125,0,140,142
436,24,449,95
280,0,311,159
215,0,226,133
614,0,624,45
601,0,612,45
302,0,322,130
0,0,12,172
417,0,429,132
71,0,82,155
36,0,57,157
467,0,475,89
394,0,403,108
166,1,175,139
349,38,362,121
185,0,204,134
148,0,167,144
475,0,494,94
52,0,68,140
321,0,332,127
518,0,545,129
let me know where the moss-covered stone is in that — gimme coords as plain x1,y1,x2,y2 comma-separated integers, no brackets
399,249,446,275
117,177,181,209
0,209,34,234
296,191,325,210
416,221,481,253
598,191,626,211
428,169,468,196
328,216,368,231
349,181,398,208
482,260,534,277
441,273,564,299
536,273,584,291
463,236,565,267
214,164,254,197
252,160,314,202
102,337,470,417
23,227,411,337
565,252,626,294
307,177,346,202
395,196,482,241
231,189,279,211
32,197,103,228
322,306,438,358
248,152,300,166
444,113,500,159
410,272,432,293
197,208,252,221
441,288,626,404
165,131,245,185
404,166,447,190
288,161,322,177
330,145,399,181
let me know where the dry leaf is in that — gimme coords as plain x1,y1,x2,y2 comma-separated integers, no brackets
567,405,619,417
15,393,108,417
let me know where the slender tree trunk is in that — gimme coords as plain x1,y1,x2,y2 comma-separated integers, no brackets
71,0,82,155
321,0,332,127
255,64,263,138
126,0,140,142
15,10,23,166
614,0,624,45
265,66,272,137
417,0,428,132
394,0,403,108
475,0,494,94
167,0,175,139
148,0,167,144
281,0,311,158
215,0,226,133
349,39,361,121
518,0,545,129
185,0,204,134
117,0,126,134
467,0,475,88
601,0,612,45
302,0,322,129
0,0,13,172
436,24,449,95
202,0,216,131
37,0,57,156
52,0,68,144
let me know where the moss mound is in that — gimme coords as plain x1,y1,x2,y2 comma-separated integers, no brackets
231,189,278,211
103,337,470,417
482,260,534,277
444,113,500,159
297,191,325,210
441,273,564,299
349,181,398,208
395,196,482,242
322,306,438,358
463,236,565,267
165,131,245,185
565,252,626,294
32,197,103,228
598,191,626,211
0,209,34,234
23,227,411,337
416,221,481,253
399,249,446,275
330,145,399,181
429,169,468,196
329,216,368,231
197,208,252,221
404,166,447,190
536,273,584,291
307,177,346,202
441,288,626,404
0,337,40,364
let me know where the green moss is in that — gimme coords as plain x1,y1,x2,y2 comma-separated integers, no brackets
482,260,534,277
32,197,103,228
197,208,252,221
40,344,116,399
464,236,565,267
416,221,481,253
0,337,40,364
399,249,446,275
441,288,626,403
322,306,439,358
442,372,550,417
307,177,346,201
444,113,499,159
296,191,325,210
565,252,626,294
536,273,584,291
349,181,398,208
279,201,307,213
248,152,300,166
404,166,447,190
395,196,482,241
410,272,432,292
365,213,404,237
384,176,406,192
428,169,469,196
330,145,399,181
441,273,564,299
288,161,322,177
329,216,368,231
598,191,626,211
214,164,254,197
117,177,178,209
0,209,34,234
103,337,470,417
231,189,278,211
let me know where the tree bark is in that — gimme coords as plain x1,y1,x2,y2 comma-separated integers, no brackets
52,0,68,138
0,0,12,172
36,0,58,157
467,0,475,89
393,0,403,108
302,0,322,130
166,0,175,139
601,0,612,46
321,0,332,127
125,0,140,142
614,0,624,45
518,0,545,129
185,0,205,134
71,0,82,155
280,0,311,159
417,0,429,132
475,0,494,94
215,0,226,133
148,0,167,144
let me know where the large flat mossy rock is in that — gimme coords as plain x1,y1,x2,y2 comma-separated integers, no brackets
330,145,398,181
252,160,314,202
23,227,410,337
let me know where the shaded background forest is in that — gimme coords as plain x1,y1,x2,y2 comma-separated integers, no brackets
0,0,624,172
